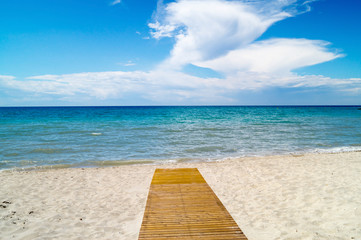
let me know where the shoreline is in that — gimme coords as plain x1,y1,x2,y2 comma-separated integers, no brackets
2,147,361,173
1,151,361,239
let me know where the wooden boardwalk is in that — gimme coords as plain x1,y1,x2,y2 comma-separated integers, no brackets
139,168,248,239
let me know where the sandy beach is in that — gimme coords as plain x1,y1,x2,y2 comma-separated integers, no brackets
1,151,361,240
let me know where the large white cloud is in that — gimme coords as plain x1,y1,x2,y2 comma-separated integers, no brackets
149,0,329,70
150,0,291,68
146,0,352,93
195,38,342,75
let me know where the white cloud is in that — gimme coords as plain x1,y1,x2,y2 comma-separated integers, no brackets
0,75,16,81
0,70,247,103
110,0,121,6
195,38,342,75
145,0,350,95
118,60,136,67
23,71,151,99
149,0,314,68
1,70,360,104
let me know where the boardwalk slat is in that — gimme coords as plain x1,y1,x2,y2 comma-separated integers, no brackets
138,168,248,240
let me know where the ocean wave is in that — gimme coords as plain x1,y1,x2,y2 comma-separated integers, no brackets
81,159,155,167
3,152,20,157
30,148,63,154
3,146,361,172
185,146,225,153
162,129,183,133
3,163,75,172
129,126,160,131
312,146,361,154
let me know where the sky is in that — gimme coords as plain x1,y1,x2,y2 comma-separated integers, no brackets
0,0,361,106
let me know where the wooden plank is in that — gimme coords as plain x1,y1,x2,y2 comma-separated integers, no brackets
139,168,248,240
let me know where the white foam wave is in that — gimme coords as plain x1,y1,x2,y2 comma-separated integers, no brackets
91,133,102,136
312,146,361,154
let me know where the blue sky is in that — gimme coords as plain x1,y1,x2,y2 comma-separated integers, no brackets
0,0,360,106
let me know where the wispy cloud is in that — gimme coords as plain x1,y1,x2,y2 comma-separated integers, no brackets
1,70,360,103
0,75,15,81
119,60,136,67
110,0,121,6
135,31,150,40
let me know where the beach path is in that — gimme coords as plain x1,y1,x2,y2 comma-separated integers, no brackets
138,168,248,239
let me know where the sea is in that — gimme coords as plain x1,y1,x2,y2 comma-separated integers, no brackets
1,106,361,170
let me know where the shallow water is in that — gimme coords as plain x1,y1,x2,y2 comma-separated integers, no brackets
1,106,361,169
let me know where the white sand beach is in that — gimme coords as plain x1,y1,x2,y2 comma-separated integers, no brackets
1,151,361,240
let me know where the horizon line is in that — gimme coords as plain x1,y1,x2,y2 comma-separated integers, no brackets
1,105,361,108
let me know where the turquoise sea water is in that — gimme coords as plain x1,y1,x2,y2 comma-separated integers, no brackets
1,106,361,170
